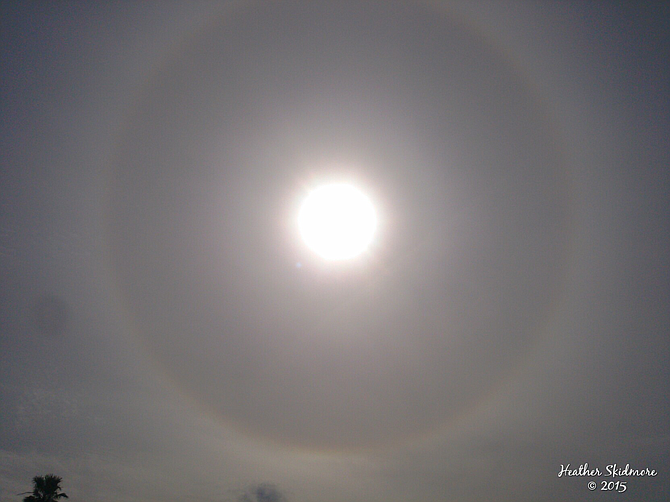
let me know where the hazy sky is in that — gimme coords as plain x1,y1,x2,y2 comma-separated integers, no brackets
1,2,668,501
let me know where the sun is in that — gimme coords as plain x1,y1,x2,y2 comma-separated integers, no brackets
298,183,377,260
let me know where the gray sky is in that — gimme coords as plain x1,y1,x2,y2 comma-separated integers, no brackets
1,1,668,501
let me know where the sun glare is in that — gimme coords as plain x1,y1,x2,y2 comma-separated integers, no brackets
298,183,377,260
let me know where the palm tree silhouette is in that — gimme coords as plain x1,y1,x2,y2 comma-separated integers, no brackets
20,475,68,502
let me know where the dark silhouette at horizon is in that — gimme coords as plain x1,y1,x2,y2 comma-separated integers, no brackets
19,475,68,502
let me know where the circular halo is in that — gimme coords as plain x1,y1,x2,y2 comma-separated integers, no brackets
104,1,572,451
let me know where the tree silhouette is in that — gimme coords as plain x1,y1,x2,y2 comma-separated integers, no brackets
20,475,68,502
240,483,284,502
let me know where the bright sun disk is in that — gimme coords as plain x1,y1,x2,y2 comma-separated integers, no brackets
298,183,377,260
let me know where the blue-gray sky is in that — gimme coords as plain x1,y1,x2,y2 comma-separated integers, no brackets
1,2,668,501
